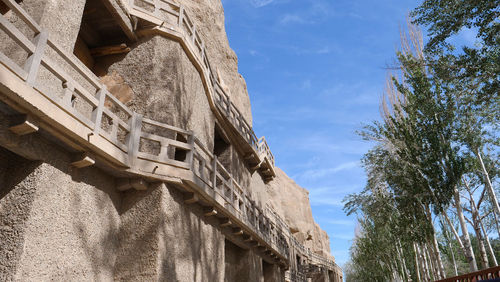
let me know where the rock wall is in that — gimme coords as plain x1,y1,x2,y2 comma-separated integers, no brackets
171,0,253,125
0,117,121,281
267,168,332,258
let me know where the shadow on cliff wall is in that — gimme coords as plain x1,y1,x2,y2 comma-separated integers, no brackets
117,182,222,281
68,165,120,281
0,147,42,280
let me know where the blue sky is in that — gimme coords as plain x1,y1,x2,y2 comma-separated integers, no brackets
220,0,422,267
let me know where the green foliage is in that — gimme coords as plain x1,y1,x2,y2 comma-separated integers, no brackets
343,0,499,279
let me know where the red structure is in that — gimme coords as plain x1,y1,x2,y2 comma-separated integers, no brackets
437,266,500,282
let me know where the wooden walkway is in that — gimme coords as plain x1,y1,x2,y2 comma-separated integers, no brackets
0,0,340,280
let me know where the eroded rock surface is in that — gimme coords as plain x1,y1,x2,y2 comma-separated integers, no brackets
171,0,253,125
267,167,333,258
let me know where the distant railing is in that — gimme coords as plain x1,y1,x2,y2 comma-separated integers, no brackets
258,136,275,167
266,206,339,274
436,266,500,282
129,0,260,154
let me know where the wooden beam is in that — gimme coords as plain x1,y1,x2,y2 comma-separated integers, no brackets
131,178,148,190
184,192,199,204
90,43,131,57
203,207,217,217
232,227,243,236
250,163,261,170
71,153,95,168
116,178,132,191
220,218,232,227
9,115,38,135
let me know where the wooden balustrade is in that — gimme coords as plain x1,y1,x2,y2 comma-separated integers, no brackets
130,0,262,155
437,266,500,282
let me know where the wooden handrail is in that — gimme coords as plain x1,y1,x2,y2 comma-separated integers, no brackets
436,266,500,282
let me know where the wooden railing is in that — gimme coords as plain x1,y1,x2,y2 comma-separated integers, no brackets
0,0,338,277
436,266,500,282
126,0,277,168
266,206,340,277
259,136,275,168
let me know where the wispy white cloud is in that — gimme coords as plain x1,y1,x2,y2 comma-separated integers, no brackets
309,196,345,207
249,0,275,8
316,47,331,54
279,14,310,25
300,79,312,90
326,219,355,226
277,0,334,26
298,160,361,180
332,232,355,241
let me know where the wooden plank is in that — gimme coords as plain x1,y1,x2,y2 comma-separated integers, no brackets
220,218,232,227
0,52,28,80
92,87,107,134
0,15,36,54
136,152,191,169
131,178,148,190
178,5,184,26
23,31,47,86
71,153,95,168
90,43,131,57
1,0,41,32
142,117,190,134
46,40,101,89
102,108,130,130
9,114,38,135
203,207,217,217
184,192,198,204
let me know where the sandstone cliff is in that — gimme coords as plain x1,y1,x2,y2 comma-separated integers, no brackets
267,168,332,258
176,0,333,259
171,0,253,125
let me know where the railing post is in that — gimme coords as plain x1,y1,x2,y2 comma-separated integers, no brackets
126,113,142,167
24,31,48,86
191,26,196,44
201,42,205,62
61,81,75,108
178,5,184,26
92,87,107,134
186,131,194,168
212,156,217,188
153,0,160,16
229,178,235,206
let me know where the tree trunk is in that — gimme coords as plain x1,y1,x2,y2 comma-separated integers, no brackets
479,215,498,266
464,179,498,267
492,207,500,239
425,206,446,279
472,215,490,269
440,216,458,276
443,212,467,255
454,187,478,272
417,243,430,282
477,149,500,220
397,240,411,281
413,242,422,282
424,244,435,281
